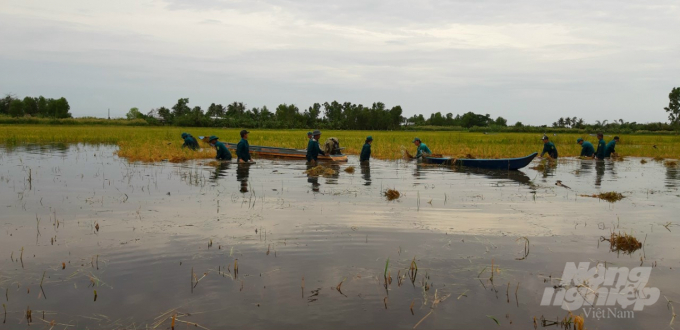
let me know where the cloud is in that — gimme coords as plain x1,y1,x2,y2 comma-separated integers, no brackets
0,0,678,123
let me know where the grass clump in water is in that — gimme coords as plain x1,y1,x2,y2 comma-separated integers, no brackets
640,159,647,164
344,166,355,174
581,192,625,203
653,156,665,162
305,165,336,177
664,160,678,167
601,231,642,254
384,189,401,201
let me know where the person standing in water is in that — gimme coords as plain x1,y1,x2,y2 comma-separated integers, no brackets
208,136,232,160
604,136,620,158
539,136,558,159
360,136,372,163
236,130,253,163
577,138,594,157
595,132,606,160
306,130,326,163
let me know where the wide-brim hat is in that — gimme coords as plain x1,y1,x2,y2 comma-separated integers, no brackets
312,130,321,135
209,135,219,141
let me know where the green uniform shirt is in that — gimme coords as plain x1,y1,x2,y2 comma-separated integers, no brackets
215,141,232,160
595,139,606,159
580,141,595,157
415,143,432,158
236,138,251,161
360,143,371,162
604,140,617,158
306,139,325,161
541,142,558,159
182,136,199,150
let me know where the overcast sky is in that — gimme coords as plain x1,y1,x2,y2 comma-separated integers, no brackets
1,0,678,124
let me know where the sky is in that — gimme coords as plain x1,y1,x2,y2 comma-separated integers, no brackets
0,0,678,125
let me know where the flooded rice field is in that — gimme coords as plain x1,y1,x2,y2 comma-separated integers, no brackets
1,144,679,329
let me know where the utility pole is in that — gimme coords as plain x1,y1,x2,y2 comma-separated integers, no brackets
108,108,110,120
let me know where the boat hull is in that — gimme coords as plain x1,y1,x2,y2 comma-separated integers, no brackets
424,152,538,170
224,143,348,162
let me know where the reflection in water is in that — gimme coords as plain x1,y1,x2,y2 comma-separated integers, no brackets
451,167,533,187
306,164,320,192
595,160,605,187
236,163,251,193
578,159,594,176
360,163,371,186
210,161,231,182
666,165,679,188
325,163,341,185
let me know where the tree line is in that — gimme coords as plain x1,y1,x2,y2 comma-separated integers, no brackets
2,86,678,131
128,99,405,130
0,94,72,118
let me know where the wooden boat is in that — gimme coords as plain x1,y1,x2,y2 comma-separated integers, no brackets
423,152,538,170
223,143,348,162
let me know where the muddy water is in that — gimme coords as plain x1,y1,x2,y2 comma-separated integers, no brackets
0,144,678,329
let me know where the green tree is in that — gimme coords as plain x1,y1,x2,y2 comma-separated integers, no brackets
172,98,191,117
22,97,39,116
9,99,24,117
494,116,508,126
49,97,71,118
126,107,144,120
0,94,15,115
664,87,680,124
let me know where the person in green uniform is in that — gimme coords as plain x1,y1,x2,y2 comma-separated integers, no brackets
539,136,558,159
236,130,253,163
306,130,325,163
208,135,232,160
360,136,372,162
412,137,432,159
577,138,594,157
181,133,199,150
604,136,619,158
595,132,606,160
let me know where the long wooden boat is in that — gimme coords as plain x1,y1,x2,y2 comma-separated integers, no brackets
423,152,538,170
223,143,348,162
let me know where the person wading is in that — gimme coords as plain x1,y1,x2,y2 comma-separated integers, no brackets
360,136,373,163
604,136,620,158
208,135,232,161
306,130,326,163
181,133,199,150
539,136,558,159
595,132,606,160
577,138,594,157
236,130,253,163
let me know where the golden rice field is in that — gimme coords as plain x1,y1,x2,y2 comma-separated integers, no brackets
1,125,679,162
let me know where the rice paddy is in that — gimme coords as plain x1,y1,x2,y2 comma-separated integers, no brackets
2,125,680,162
0,132,679,329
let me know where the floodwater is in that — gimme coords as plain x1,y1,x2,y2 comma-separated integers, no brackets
0,144,679,329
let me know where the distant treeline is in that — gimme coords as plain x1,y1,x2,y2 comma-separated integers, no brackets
2,92,679,133
126,99,404,130
0,95,72,118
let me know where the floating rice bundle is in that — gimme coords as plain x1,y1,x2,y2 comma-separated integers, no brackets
344,166,355,174
601,231,642,254
304,165,337,177
384,189,401,201
580,192,625,203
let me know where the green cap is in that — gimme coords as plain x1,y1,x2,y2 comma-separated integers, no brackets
181,133,188,139
208,135,219,142
366,136,373,141
577,138,583,143
412,137,421,142
307,131,312,136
